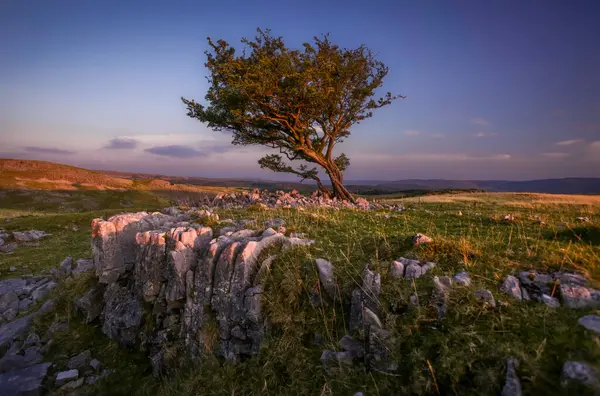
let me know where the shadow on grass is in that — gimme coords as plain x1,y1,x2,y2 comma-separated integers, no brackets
546,226,600,246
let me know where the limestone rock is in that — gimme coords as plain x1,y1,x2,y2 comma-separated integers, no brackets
500,275,524,301
432,276,452,318
102,283,142,347
12,230,49,242
390,259,404,278
0,362,51,396
578,315,600,335
453,272,471,286
55,369,79,386
74,284,105,323
474,289,496,308
68,350,92,370
73,258,95,276
60,377,85,391
412,233,433,245
561,361,600,389
560,284,600,308
315,259,337,300
501,358,522,396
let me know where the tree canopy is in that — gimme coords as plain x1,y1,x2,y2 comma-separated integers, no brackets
183,28,402,200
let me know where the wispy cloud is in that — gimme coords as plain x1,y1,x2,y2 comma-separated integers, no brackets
104,138,138,150
473,131,497,137
145,145,207,158
430,133,445,138
145,143,233,158
541,152,568,159
24,146,75,155
590,141,600,150
555,139,583,146
404,129,421,136
471,118,489,126
358,152,512,162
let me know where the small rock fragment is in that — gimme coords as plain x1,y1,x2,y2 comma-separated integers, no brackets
412,233,433,246
453,272,471,286
561,361,600,389
502,358,522,396
56,369,79,386
500,275,523,301
474,289,496,308
578,315,600,335
68,349,92,370
315,259,337,300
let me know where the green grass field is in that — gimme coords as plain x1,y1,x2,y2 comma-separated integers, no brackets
1,186,599,395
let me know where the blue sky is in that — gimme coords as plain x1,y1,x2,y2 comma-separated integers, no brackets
1,0,599,180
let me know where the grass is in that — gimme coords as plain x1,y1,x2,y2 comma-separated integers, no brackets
1,186,599,395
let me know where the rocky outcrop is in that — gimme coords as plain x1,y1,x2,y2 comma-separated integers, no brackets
88,210,315,372
194,189,405,212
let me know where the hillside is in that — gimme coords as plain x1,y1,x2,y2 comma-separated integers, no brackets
0,159,133,190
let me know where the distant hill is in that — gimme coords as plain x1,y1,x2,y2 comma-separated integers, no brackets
0,159,133,190
2,159,599,195
346,178,600,195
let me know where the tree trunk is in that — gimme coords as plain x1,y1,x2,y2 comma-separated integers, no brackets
324,164,353,202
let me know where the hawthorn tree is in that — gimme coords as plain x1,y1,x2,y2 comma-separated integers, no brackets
182,28,402,200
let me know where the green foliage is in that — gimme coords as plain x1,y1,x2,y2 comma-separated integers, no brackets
183,28,402,198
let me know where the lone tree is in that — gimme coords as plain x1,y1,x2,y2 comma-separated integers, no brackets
183,28,402,200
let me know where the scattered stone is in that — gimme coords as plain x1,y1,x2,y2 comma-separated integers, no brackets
453,272,471,286
264,218,285,229
31,281,57,301
339,335,364,358
561,361,600,389
503,215,515,222
390,259,405,278
60,377,85,391
502,358,522,396
560,284,600,308
500,275,524,301
0,242,17,253
68,350,92,370
24,332,41,346
9,266,16,272
432,276,452,318
315,259,337,300
412,233,433,246
74,284,105,323
474,289,496,308
73,258,94,276
0,362,51,395
55,369,79,386
578,315,600,335
576,216,590,222
11,230,49,242
541,294,560,308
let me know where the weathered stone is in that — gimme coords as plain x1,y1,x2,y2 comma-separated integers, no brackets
12,230,49,242
474,289,496,308
73,258,94,276
404,261,423,279
60,377,85,391
578,315,600,335
432,276,452,318
53,256,73,279
264,218,285,229
74,284,105,323
0,362,51,396
0,242,17,253
390,259,404,278
561,361,600,389
55,369,79,386
339,335,364,358
0,314,33,351
0,292,19,313
17,298,33,314
68,350,92,370
560,284,600,308
362,264,381,298
553,272,588,287
453,272,471,286
315,259,337,300
31,281,57,302
24,332,40,346
501,358,522,396
90,358,102,372
43,321,69,342
102,283,142,347
541,294,560,308
500,275,523,301
412,233,433,245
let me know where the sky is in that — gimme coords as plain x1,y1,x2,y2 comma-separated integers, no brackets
1,0,599,181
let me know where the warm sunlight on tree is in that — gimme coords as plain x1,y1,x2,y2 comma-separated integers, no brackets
183,28,403,200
